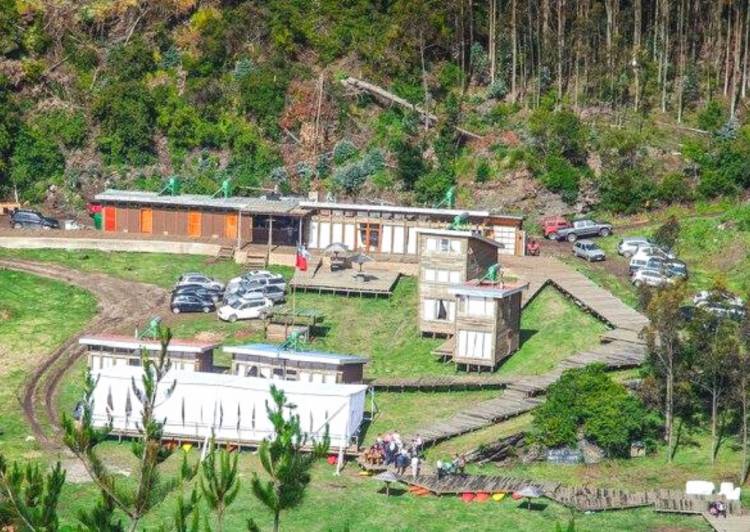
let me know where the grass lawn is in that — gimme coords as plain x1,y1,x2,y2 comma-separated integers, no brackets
53,442,707,531
0,269,96,460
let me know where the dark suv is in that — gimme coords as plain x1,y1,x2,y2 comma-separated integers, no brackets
9,210,60,230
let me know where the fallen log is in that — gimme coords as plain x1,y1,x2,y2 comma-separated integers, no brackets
341,76,483,140
464,432,525,464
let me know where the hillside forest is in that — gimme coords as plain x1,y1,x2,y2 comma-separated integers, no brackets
2,0,750,216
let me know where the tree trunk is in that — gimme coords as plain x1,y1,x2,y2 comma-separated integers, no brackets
557,0,566,104
666,368,674,462
488,0,496,82
731,2,743,117
725,5,733,96
660,0,670,113
420,31,430,131
676,0,686,123
511,0,517,101
273,512,280,532
742,0,750,99
633,0,642,110
742,376,748,483
711,387,718,464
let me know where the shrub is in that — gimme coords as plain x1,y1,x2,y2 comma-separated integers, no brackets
360,148,385,175
106,37,156,81
697,169,738,198
269,166,289,184
238,65,289,131
697,100,726,132
528,107,587,164
598,169,656,213
652,216,681,251
539,155,580,202
9,126,64,202
657,172,693,204
333,140,358,164
332,161,366,193
475,159,491,183
393,141,425,190
414,169,455,204
93,81,156,166
487,79,508,100
532,365,654,457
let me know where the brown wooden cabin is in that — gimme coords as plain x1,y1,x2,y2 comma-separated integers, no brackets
223,343,367,384
417,228,503,336
94,190,306,247
80,334,219,372
448,280,527,370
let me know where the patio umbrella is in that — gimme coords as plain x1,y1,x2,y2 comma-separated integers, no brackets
350,253,374,272
125,390,133,428
373,471,399,496
513,486,543,509
323,242,351,257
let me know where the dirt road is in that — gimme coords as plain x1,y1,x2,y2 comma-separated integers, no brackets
0,258,168,447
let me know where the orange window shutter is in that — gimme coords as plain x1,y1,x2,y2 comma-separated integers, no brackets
140,209,153,233
103,207,116,231
225,213,238,239
188,212,202,237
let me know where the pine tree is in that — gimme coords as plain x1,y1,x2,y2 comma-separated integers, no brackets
200,441,240,532
0,457,65,531
250,385,329,532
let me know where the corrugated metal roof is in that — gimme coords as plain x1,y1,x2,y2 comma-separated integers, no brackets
95,189,300,214
449,280,529,299
223,343,368,365
299,200,523,220
79,334,219,353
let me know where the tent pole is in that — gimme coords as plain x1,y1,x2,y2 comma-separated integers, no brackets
335,444,345,476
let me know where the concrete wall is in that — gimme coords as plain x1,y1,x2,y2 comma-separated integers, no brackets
0,237,223,256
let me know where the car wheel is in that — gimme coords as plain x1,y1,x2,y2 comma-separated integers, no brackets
202,306,211,313
599,228,611,237
229,314,238,323
42,225,51,231
13,223,22,229
548,232,558,240
172,307,181,314
567,233,577,243
634,280,642,288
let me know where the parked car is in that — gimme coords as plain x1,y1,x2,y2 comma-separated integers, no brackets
226,275,286,295
617,237,652,257
217,298,273,322
572,240,606,261
171,294,216,314
664,260,688,279
234,284,286,304
631,245,676,260
552,219,613,242
227,270,279,288
693,290,744,308
172,285,223,303
628,251,673,274
541,216,572,239
9,209,60,230
175,273,224,291
631,268,674,288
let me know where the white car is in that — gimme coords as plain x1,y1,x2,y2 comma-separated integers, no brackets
617,237,651,257
217,297,273,322
631,268,674,288
227,270,284,290
176,272,224,291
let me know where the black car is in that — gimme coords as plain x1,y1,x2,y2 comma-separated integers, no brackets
9,209,60,230
172,284,223,303
665,260,688,279
171,294,216,314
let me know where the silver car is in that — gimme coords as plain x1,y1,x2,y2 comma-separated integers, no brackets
573,240,606,261
617,237,652,257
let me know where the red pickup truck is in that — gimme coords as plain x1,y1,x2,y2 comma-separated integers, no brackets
541,216,572,239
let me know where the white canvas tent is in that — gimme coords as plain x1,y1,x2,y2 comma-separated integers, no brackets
90,367,367,449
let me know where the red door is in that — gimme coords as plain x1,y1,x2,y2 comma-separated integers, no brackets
103,207,116,232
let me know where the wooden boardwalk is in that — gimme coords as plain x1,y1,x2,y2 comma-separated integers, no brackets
398,474,744,517
503,256,649,332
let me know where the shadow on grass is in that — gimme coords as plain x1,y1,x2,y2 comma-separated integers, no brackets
519,328,539,347
376,486,407,497
515,501,548,511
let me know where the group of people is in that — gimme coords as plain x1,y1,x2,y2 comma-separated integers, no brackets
363,431,424,478
708,499,727,518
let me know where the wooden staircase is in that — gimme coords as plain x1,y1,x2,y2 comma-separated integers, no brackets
239,245,268,268
216,245,235,260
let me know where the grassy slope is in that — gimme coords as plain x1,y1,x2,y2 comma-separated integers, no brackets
0,270,96,459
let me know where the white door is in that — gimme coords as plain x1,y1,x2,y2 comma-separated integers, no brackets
319,222,331,248
392,226,405,253
494,226,516,256
407,227,419,254
309,221,319,249
332,223,343,244
381,225,392,254
344,223,356,250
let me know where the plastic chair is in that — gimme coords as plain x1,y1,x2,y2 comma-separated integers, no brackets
492,493,505,502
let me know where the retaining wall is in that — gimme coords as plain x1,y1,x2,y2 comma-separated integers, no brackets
0,237,223,256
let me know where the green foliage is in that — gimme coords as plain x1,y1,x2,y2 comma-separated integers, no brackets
0,0,22,56
333,140,358,164
540,155,581,203
414,168,455,204
200,443,241,532
437,62,463,93
233,57,254,81
528,107,587,164
93,81,156,166
657,172,693,204
269,166,289,184
697,100,727,132
470,42,489,84
487,79,509,100
393,140,426,190
238,65,290,132
360,148,385,175
106,37,157,82
9,125,65,202
532,365,655,457
0,456,65,531
332,161,366,193
250,385,329,532
652,216,681,251
475,159,491,183
598,169,656,213
33,108,87,149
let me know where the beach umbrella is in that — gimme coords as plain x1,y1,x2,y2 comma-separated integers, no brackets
106,386,114,412
124,390,132,428
513,486,543,509
350,253,373,272
373,471,399,496
323,242,351,257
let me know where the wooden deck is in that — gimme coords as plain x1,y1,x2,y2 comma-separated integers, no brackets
702,512,750,532
290,268,400,296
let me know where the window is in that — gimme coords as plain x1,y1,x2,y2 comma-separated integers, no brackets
358,223,381,250
466,296,493,316
423,268,461,284
422,298,456,321
128,358,142,367
457,330,493,360
426,237,462,253
246,366,258,377
424,268,436,281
